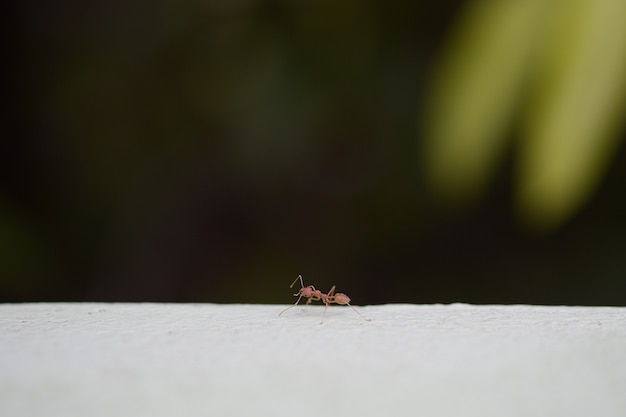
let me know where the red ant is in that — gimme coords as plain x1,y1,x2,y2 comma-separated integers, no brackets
278,275,371,324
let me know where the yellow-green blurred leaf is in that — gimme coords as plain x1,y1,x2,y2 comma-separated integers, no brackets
517,0,626,231
422,0,545,204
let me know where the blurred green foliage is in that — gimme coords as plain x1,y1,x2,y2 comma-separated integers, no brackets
3,0,626,305
423,0,626,232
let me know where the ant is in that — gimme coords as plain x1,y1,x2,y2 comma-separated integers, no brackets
278,275,371,324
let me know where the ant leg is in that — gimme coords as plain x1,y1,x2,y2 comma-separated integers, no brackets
346,303,371,322
320,301,329,324
280,276,309,316
278,292,304,316
305,295,321,305
317,286,336,324
327,285,336,297
330,291,371,322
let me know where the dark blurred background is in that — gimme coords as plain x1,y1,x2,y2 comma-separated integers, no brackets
3,0,626,305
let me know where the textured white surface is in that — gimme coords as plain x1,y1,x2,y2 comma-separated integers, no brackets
1,303,625,417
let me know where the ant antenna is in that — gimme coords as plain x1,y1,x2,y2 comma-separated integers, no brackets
289,274,304,289
278,275,306,316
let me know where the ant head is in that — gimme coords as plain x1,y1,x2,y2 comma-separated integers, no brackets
299,285,316,297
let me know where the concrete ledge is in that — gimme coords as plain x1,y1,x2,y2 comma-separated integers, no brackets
1,303,625,417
